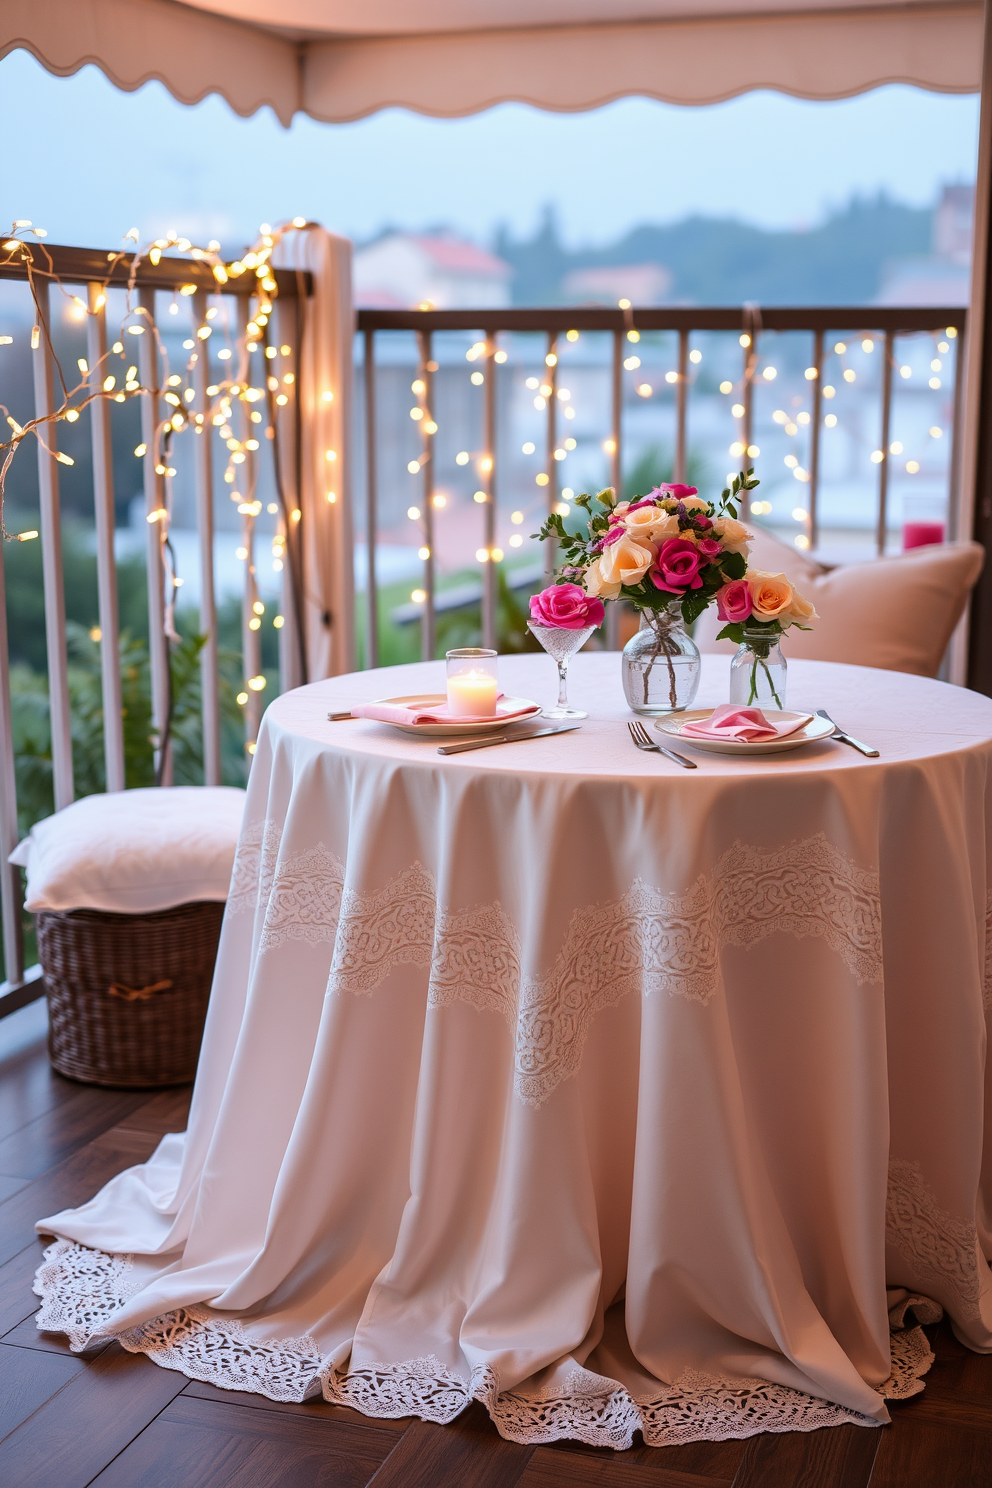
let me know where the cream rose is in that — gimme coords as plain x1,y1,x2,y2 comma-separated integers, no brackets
785,587,818,626
599,533,655,589
584,555,621,599
747,570,795,621
622,506,680,543
711,517,753,555
678,494,709,512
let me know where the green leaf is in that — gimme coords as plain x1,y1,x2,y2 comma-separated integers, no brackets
721,551,746,580
716,622,745,645
681,591,712,626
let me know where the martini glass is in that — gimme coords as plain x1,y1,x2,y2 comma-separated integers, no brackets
527,622,597,719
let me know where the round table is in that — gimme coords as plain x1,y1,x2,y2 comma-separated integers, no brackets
35,653,992,1450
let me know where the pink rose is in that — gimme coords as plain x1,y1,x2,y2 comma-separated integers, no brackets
650,537,704,594
647,483,698,502
530,583,605,629
594,524,626,551
716,578,753,623
697,537,723,561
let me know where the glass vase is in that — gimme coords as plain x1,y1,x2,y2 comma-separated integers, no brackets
621,605,701,716
729,630,787,708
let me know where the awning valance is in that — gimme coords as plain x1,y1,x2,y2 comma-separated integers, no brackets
0,1,981,126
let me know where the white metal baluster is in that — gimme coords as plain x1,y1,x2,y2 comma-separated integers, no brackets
241,292,263,745
137,289,172,784
807,329,824,553
86,282,125,791
674,328,689,484
192,291,221,785
418,330,435,661
0,535,24,988
545,333,558,516
482,330,498,650
363,327,379,669
876,329,895,556
273,298,305,691
606,328,623,650
32,282,74,811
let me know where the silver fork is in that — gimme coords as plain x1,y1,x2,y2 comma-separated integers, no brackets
628,720,697,769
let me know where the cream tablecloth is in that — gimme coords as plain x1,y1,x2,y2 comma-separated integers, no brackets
35,654,992,1449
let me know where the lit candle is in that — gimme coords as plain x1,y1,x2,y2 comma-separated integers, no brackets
446,669,498,717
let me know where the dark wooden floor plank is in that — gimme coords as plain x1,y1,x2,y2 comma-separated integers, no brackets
0,1124,163,1267
0,1002,81,1146
0,1242,48,1336
2,1308,111,1357
0,1085,155,1182
520,1444,731,1486
181,1377,408,1432
867,1417,992,1488
543,1435,747,1479
0,1342,187,1488
0,1339,84,1445
113,1086,191,1139
732,1422,880,1488
367,1402,533,1488
89,1393,401,1488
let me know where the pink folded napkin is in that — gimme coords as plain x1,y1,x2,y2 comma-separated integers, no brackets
350,699,542,727
679,704,813,742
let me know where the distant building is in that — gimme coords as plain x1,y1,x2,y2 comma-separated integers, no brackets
561,263,673,306
875,184,973,306
353,233,512,309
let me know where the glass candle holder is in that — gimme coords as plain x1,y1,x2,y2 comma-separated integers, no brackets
445,649,498,717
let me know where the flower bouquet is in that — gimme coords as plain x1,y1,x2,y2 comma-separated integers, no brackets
536,472,744,713
536,469,817,713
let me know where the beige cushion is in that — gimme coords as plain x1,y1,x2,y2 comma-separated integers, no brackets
10,786,247,914
694,526,984,678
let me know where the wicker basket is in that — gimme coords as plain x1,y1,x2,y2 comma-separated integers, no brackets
36,900,225,1088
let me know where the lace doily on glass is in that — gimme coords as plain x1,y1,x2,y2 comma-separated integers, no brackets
886,1159,989,1322
35,1238,930,1450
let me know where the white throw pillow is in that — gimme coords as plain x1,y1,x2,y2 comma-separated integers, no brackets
694,526,984,678
10,787,247,914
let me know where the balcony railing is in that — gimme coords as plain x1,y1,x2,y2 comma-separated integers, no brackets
358,305,967,662
0,243,311,1013
0,238,969,1017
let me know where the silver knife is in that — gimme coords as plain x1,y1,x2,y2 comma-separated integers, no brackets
438,724,580,755
815,709,879,758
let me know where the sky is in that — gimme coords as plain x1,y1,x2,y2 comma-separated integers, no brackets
0,47,980,254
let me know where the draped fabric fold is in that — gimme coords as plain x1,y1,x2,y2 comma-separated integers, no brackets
1,2,981,126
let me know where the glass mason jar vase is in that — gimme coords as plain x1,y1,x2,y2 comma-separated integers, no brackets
621,605,701,716
729,629,787,708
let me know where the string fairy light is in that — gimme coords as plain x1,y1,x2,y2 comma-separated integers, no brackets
0,215,319,724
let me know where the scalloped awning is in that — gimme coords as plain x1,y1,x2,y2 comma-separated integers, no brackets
0,0,981,126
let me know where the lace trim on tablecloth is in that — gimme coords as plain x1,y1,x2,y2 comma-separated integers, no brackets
34,1239,930,1449
227,826,882,1107
328,833,881,1106
886,1160,988,1321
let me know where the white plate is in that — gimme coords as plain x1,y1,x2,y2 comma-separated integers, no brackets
656,708,835,755
370,694,542,738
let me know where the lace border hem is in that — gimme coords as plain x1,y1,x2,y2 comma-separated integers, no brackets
33,1240,934,1450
